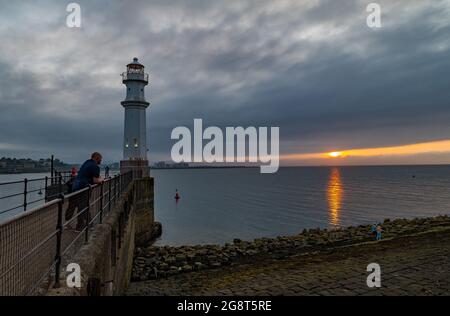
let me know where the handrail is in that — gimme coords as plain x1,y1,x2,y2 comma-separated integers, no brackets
0,171,134,296
0,168,118,217
0,175,68,216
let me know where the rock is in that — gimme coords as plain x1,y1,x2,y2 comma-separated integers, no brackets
159,263,169,271
176,254,186,262
210,262,221,268
182,265,193,272
166,256,176,264
195,262,205,270
197,249,208,256
187,253,196,261
207,255,218,262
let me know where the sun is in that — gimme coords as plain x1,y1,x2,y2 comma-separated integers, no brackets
328,152,343,158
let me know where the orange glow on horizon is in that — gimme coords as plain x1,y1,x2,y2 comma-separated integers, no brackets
328,152,343,158
283,139,450,162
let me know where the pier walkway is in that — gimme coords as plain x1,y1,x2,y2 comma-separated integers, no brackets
127,227,450,296
0,172,157,296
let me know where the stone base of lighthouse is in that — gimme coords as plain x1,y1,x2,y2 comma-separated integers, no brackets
120,160,150,180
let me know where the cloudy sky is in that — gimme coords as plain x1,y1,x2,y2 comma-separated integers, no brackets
1,0,450,166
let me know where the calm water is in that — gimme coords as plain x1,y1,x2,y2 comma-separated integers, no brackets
0,173,50,222
2,167,450,246
152,166,450,246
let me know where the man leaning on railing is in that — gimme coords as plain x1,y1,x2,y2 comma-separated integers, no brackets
65,152,104,231
72,152,104,190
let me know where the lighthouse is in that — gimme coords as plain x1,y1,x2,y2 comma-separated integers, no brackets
120,58,150,178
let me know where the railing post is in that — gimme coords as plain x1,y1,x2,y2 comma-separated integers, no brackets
23,178,28,212
44,176,48,200
85,187,92,244
114,176,118,204
108,180,112,214
54,194,64,288
50,155,54,185
58,174,63,195
99,182,104,224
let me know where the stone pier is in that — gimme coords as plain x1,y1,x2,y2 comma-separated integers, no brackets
48,177,160,296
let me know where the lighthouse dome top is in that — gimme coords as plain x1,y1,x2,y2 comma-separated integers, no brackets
127,57,144,69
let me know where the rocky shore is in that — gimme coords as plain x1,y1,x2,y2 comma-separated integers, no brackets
131,215,450,282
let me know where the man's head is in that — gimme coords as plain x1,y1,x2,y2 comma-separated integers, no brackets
91,152,102,165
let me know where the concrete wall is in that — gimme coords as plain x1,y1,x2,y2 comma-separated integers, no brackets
134,178,159,246
48,177,156,296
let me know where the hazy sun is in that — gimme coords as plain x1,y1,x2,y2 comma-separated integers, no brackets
328,152,343,158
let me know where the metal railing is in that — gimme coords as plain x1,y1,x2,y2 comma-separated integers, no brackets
0,172,75,217
0,172,133,296
121,72,149,82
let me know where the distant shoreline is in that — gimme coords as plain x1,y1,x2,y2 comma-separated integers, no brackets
0,168,120,176
0,170,52,175
2,164,449,175
151,164,450,170
151,166,253,170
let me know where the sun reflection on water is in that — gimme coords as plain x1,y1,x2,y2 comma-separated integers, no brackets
327,167,343,227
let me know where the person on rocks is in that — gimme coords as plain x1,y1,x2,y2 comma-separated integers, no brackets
376,225,383,241
371,224,377,238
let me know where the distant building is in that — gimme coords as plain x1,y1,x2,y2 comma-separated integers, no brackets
173,163,189,168
23,162,35,169
0,157,70,174
152,161,189,169
154,161,167,169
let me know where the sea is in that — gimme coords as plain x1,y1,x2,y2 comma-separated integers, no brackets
2,166,450,246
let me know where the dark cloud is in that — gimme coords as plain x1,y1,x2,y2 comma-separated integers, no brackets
0,0,449,165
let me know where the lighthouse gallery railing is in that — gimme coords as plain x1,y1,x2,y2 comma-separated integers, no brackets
0,172,133,296
121,72,149,82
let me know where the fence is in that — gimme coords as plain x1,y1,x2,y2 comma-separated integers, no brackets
0,172,133,296
0,171,75,218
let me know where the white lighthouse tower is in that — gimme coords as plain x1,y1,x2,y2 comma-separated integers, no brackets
120,58,150,178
